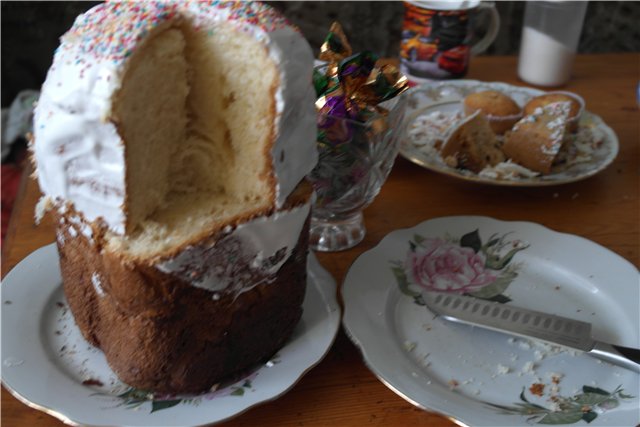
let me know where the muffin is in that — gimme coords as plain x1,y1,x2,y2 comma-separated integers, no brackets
463,90,522,135
523,91,584,133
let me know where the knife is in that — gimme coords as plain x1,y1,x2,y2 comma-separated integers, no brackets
422,291,640,373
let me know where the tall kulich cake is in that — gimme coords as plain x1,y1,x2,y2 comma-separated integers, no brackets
31,1,318,393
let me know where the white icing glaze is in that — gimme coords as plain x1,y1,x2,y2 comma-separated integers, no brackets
91,272,105,297
34,196,54,225
513,101,570,157
33,27,131,234
60,203,94,240
156,201,310,296
34,2,317,233
267,31,318,207
478,160,540,180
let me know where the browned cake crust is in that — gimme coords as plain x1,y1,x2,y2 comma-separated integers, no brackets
463,90,522,135
502,127,555,174
54,184,312,394
502,103,570,174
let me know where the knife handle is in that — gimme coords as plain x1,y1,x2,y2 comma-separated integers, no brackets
589,341,640,373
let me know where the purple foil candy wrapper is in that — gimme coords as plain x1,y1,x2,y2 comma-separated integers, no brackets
318,113,354,148
317,90,359,149
321,94,351,119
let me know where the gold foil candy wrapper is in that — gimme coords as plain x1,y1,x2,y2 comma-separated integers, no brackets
357,64,409,106
319,22,352,68
316,22,408,123
314,21,408,152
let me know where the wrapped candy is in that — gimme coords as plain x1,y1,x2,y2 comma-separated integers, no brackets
309,23,408,210
314,23,408,125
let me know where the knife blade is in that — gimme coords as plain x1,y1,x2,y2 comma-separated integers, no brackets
422,291,640,373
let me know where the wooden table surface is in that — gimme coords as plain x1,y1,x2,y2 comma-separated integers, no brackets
2,53,639,427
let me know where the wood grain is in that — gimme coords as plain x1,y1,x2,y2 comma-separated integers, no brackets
2,53,639,427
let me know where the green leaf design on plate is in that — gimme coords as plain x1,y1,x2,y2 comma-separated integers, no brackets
573,392,615,406
486,384,634,425
467,268,518,300
519,389,546,407
481,231,529,270
598,398,620,410
117,387,149,400
485,246,527,270
582,385,610,396
581,411,598,423
537,411,585,425
460,229,481,253
391,265,419,298
481,234,501,250
230,387,245,396
150,399,182,413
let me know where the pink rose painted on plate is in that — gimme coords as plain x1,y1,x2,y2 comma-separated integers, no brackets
406,237,497,293
392,229,529,304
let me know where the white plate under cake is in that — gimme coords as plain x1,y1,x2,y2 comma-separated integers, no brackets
1,247,340,426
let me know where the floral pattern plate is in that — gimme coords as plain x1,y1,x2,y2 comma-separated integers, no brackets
1,245,340,426
342,216,639,426
399,80,619,186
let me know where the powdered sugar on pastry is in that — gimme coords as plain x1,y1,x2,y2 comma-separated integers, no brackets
408,111,464,149
478,160,540,180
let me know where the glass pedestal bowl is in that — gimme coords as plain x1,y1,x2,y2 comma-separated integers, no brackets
307,99,407,251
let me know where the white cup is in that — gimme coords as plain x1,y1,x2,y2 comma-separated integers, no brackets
518,1,588,87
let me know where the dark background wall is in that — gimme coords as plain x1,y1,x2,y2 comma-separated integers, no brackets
2,1,639,107
272,1,640,56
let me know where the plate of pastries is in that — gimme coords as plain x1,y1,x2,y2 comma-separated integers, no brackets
400,80,618,186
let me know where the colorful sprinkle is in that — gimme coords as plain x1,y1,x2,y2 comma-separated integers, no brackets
61,1,295,64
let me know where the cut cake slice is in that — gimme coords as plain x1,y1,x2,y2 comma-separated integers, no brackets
440,110,505,173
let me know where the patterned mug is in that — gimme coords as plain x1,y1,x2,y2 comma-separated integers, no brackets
400,1,499,84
